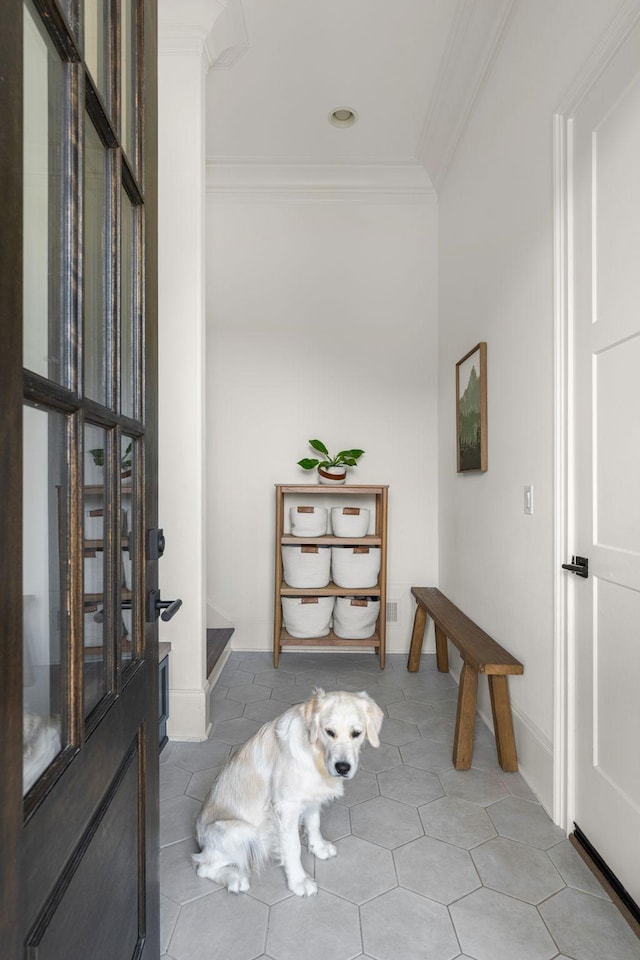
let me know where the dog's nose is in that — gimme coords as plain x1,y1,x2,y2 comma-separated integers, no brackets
335,761,351,777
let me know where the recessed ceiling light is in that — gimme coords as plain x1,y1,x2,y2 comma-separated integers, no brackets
329,107,358,128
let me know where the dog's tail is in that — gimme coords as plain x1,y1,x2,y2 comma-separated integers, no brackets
192,819,271,876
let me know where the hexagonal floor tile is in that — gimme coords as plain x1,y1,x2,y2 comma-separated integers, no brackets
159,794,202,846
211,717,262,745
169,889,269,960
539,887,640,960
160,836,220,904
487,796,565,849
387,699,436,724
315,800,351,842
169,737,231,773
378,765,444,806
242,698,287,723
226,683,272,704
439,768,509,807
400,737,454,774
335,768,379,806
416,715,460,745
351,796,423,849
394,835,480,904
209,696,244,722
316,836,396,903
159,763,191,801
547,840,611,899
419,796,496,848
359,741,402,773
471,836,563,904
184,766,222,803
449,887,557,960
378,716,421,746
267,889,361,960
361,887,459,960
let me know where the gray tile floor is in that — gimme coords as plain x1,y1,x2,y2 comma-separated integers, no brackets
159,652,640,960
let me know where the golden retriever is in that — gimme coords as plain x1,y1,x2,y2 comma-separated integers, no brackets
193,688,383,896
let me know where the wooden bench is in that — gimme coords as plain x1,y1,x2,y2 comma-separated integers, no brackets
407,587,523,772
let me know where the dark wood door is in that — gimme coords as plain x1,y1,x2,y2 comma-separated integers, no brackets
0,1,160,957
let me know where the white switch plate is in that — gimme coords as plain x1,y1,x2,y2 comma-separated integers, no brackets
524,485,534,515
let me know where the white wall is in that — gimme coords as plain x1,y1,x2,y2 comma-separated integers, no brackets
206,195,438,656
437,0,624,812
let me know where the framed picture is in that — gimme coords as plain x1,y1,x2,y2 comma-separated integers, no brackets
456,341,487,472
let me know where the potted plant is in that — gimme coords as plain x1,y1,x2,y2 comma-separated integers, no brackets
297,439,365,484
89,442,133,478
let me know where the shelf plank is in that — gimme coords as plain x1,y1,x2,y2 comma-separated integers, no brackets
281,534,381,546
280,629,380,649
277,484,388,495
280,581,380,597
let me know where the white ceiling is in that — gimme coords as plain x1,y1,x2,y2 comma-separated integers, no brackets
204,0,514,189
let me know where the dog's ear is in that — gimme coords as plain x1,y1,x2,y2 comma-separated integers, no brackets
302,689,325,744
358,691,384,748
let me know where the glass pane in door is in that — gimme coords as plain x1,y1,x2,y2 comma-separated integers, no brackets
120,0,136,165
84,422,109,716
23,0,66,385
23,405,67,794
84,0,107,102
120,435,135,669
121,188,136,419
84,116,109,405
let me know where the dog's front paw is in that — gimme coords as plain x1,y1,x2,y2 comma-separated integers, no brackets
310,840,337,860
227,874,250,894
289,876,318,897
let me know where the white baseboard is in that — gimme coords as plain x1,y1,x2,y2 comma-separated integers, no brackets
167,686,211,741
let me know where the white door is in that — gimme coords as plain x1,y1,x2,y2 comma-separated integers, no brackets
569,21,640,905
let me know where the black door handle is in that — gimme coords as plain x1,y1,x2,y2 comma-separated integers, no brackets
562,556,589,578
147,588,183,622
158,597,183,622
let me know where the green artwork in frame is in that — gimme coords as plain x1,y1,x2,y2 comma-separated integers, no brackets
456,342,487,472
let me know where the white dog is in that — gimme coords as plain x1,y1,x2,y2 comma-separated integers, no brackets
193,688,383,896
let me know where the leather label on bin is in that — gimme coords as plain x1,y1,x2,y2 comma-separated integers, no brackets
343,507,360,515
297,506,314,513
353,546,370,554
301,597,319,604
301,545,319,554
351,599,368,607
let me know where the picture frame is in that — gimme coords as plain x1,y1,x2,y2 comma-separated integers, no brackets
456,341,487,472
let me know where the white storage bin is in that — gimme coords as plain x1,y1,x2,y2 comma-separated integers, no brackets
331,506,370,538
331,546,381,588
281,545,331,588
281,596,334,638
333,597,380,639
289,505,328,537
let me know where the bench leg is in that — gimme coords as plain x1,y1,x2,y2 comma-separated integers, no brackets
489,675,518,771
453,662,478,770
407,604,427,672
434,624,449,673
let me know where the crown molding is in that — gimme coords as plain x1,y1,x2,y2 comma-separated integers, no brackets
158,0,248,70
205,160,437,203
417,0,515,190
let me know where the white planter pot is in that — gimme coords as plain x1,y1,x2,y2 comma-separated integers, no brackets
281,545,331,588
333,597,380,639
281,596,334,638
317,465,347,484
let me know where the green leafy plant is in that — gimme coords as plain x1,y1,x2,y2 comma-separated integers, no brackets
297,439,365,472
89,442,132,471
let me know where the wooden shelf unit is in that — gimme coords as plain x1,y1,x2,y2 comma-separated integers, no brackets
274,484,388,668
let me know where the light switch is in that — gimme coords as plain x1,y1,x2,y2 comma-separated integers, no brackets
524,485,534,515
